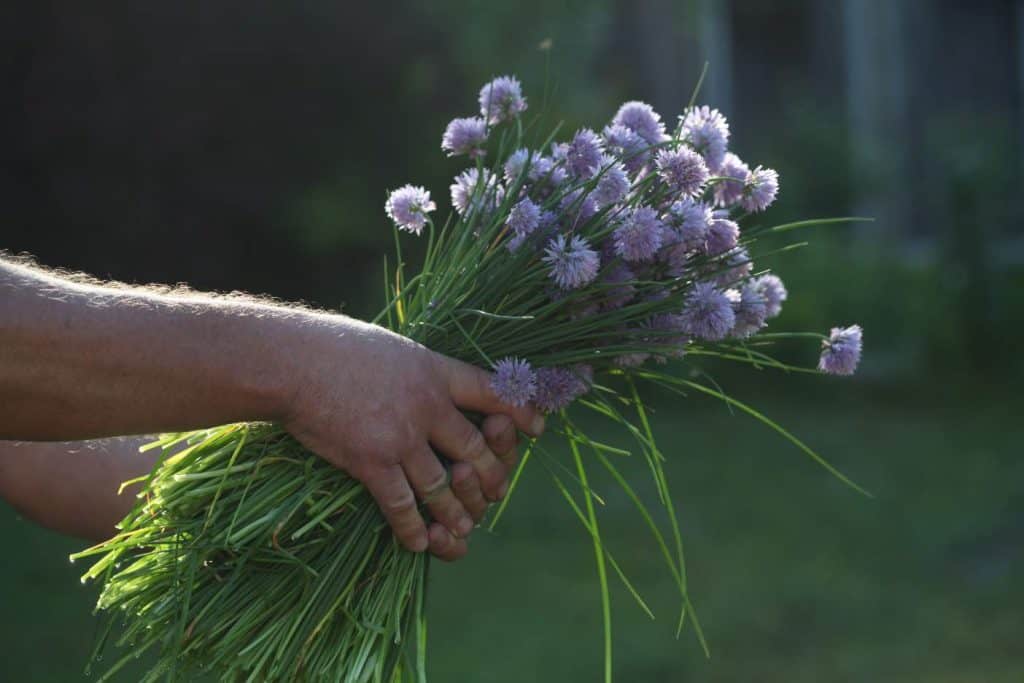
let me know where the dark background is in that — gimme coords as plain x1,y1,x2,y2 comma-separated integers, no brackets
2,1,1022,681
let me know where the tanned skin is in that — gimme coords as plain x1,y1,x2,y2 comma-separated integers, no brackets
0,255,544,560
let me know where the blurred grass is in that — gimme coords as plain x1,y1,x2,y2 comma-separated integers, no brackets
2,375,1021,682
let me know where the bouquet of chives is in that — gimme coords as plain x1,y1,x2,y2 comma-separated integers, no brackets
72,72,867,682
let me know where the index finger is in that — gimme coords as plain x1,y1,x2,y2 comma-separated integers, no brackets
435,355,545,437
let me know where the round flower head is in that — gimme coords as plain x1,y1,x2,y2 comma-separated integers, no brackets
479,75,528,124
614,206,665,263
441,116,488,159
655,147,708,198
818,325,863,376
543,234,600,290
602,123,649,174
566,128,605,179
558,188,598,229
679,281,736,341
450,168,501,215
754,273,787,318
741,166,780,213
384,185,435,235
612,101,667,145
592,155,630,208
507,197,541,237
504,148,531,184
533,366,590,413
680,105,730,172
705,217,740,255
491,357,537,407
527,156,569,197
667,198,713,249
731,281,768,337
714,153,751,207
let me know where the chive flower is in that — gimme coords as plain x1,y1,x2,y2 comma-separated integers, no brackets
679,282,736,341
741,166,780,212
441,116,488,158
592,155,630,208
479,75,528,124
491,357,537,407
731,282,768,337
818,325,863,375
507,197,541,237
566,128,605,179
384,185,435,235
602,123,649,174
543,235,600,290
680,105,730,172
612,101,667,145
655,147,708,198
614,206,665,263
705,218,740,255
754,273,788,318
533,366,591,412
714,153,750,207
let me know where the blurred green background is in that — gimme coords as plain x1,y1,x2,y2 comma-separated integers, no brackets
2,0,1022,681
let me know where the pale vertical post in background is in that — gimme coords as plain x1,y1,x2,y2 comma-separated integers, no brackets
841,0,912,244
696,0,733,113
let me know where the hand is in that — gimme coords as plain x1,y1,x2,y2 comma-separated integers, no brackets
280,318,544,560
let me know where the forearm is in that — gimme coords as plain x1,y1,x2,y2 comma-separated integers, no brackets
0,258,324,440
0,437,159,541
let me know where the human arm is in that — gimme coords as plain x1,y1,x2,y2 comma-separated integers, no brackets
0,256,544,555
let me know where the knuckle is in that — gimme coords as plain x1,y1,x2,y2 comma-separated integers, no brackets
380,490,417,515
461,427,487,460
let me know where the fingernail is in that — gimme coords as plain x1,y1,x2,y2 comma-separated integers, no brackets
497,480,510,500
530,415,546,437
412,534,429,553
458,516,474,537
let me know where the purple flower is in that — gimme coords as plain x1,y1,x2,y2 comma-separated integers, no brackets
667,198,713,249
441,117,488,158
526,156,568,196
655,147,708,198
600,264,636,310
741,166,780,213
507,197,541,237
491,357,537,407
559,188,598,228
479,75,528,124
680,106,730,172
384,185,435,235
714,153,750,207
754,274,787,318
566,128,605,179
602,123,649,174
612,101,667,145
731,282,768,337
614,206,665,263
543,235,600,290
592,155,630,208
706,218,740,255
450,168,501,215
678,282,736,341
818,325,863,376
533,366,591,412
504,148,531,184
